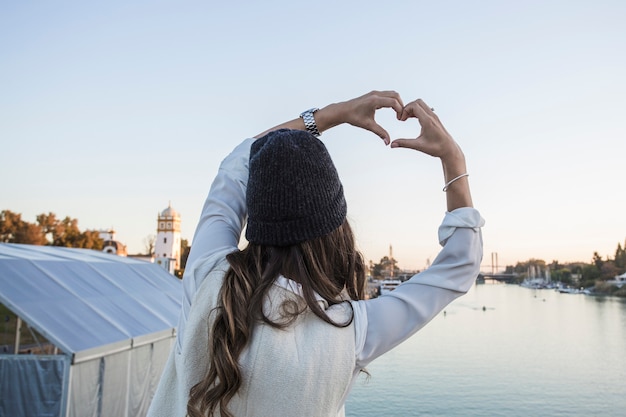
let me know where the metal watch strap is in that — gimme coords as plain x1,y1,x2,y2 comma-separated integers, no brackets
299,108,320,137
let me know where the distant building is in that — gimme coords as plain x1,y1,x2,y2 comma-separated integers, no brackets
154,203,181,275
100,229,127,256
607,272,626,288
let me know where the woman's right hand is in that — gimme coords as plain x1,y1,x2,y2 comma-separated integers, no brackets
391,98,462,161
391,98,473,210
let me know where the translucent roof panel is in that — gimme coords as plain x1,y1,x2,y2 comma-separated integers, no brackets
0,243,182,354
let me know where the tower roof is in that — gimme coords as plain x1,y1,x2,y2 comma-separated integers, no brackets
160,202,180,218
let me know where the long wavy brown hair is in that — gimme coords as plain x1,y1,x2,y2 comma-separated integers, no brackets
186,220,367,417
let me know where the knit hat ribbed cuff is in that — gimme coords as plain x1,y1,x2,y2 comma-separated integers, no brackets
246,188,347,246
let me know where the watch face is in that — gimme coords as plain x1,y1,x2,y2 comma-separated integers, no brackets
300,108,319,118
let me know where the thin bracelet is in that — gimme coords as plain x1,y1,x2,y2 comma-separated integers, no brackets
443,173,469,192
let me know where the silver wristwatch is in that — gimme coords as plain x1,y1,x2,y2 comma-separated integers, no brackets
299,108,320,137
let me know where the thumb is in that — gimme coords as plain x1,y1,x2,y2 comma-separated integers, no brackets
390,138,419,150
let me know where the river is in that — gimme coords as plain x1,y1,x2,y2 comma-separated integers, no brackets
345,283,626,417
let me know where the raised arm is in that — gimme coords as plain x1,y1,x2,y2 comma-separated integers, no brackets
254,90,405,144
353,99,484,366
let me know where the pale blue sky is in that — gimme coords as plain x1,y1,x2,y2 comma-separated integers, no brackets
2,0,625,270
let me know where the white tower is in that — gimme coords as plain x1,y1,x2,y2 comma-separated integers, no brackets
154,203,181,274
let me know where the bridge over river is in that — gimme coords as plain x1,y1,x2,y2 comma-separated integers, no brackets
478,273,519,283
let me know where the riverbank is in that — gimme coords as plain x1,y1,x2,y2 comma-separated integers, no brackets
593,281,626,297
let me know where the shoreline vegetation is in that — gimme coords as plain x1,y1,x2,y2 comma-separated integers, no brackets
365,242,626,299
2,209,625,298
499,248,626,298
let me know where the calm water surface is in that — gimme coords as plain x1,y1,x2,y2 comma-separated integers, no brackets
345,283,626,417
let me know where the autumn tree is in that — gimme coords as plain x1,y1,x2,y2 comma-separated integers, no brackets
1,210,23,242
36,212,59,241
0,210,46,245
47,216,101,249
16,222,47,245
0,210,103,249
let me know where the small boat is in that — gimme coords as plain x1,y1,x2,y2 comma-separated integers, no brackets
379,279,402,295
558,287,581,294
521,278,548,289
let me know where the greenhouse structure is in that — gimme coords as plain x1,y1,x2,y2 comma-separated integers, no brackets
0,243,182,417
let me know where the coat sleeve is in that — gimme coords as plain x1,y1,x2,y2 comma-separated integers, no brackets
352,207,485,367
176,138,255,351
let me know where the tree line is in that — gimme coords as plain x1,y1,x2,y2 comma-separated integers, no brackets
4,208,623,290
0,210,103,249
505,240,626,291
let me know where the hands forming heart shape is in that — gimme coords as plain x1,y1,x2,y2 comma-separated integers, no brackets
255,89,469,204
339,90,462,161
332,90,471,210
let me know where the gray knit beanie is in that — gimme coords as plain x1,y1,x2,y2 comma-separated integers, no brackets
245,129,347,246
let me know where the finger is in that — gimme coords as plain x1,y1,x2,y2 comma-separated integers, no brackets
416,100,450,135
375,96,405,119
366,90,404,119
416,99,437,118
372,90,403,105
400,102,420,121
376,90,404,117
410,100,434,125
399,101,416,121
365,121,391,145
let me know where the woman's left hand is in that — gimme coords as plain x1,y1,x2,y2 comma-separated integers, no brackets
255,90,404,143
329,90,404,144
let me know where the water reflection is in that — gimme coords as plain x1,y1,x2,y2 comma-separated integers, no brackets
347,284,626,417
